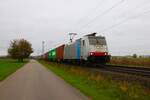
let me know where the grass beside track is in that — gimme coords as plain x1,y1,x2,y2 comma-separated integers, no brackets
39,60,150,100
109,57,150,68
0,58,27,81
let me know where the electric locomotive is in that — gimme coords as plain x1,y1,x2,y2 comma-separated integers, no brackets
63,33,110,63
82,33,110,63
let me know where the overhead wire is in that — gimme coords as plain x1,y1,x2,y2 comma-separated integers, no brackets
77,0,125,32
98,9,150,33
79,0,150,35
70,0,106,32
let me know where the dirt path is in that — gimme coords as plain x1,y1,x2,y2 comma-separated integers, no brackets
0,60,88,100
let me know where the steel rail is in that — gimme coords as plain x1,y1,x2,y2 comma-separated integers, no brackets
92,64,150,78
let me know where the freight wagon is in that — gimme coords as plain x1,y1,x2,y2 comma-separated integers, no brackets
48,49,56,61
56,45,65,61
43,52,49,60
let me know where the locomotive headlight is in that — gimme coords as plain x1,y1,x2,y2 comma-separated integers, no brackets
90,52,93,55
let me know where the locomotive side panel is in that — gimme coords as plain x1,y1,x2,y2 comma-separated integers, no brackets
80,37,90,61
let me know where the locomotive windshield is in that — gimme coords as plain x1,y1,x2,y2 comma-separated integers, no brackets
88,36,106,45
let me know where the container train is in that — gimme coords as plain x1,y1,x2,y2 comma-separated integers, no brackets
42,33,110,64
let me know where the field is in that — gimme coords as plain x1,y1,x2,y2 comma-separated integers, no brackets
0,58,27,81
109,57,150,67
39,60,150,100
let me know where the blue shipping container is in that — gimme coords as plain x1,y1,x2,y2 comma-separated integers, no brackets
76,39,81,59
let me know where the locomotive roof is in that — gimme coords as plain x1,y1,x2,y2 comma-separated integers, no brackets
84,33,105,38
85,33,97,36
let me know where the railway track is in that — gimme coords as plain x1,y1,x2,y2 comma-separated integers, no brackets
90,64,150,78
44,61,150,78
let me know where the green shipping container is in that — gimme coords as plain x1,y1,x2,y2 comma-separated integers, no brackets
48,49,56,60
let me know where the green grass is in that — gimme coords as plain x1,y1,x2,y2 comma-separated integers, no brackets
39,60,150,100
0,58,27,81
109,57,150,67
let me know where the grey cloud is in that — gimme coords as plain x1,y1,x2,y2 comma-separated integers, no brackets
0,0,150,56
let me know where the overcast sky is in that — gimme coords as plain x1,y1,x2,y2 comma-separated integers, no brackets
0,0,150,56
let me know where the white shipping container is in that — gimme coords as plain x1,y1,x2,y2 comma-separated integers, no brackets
64,42,76,60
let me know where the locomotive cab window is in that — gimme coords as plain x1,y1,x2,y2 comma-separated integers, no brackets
83,40,85,46
88,36,106,45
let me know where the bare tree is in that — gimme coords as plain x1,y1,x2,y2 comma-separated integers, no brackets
8,39,33,62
